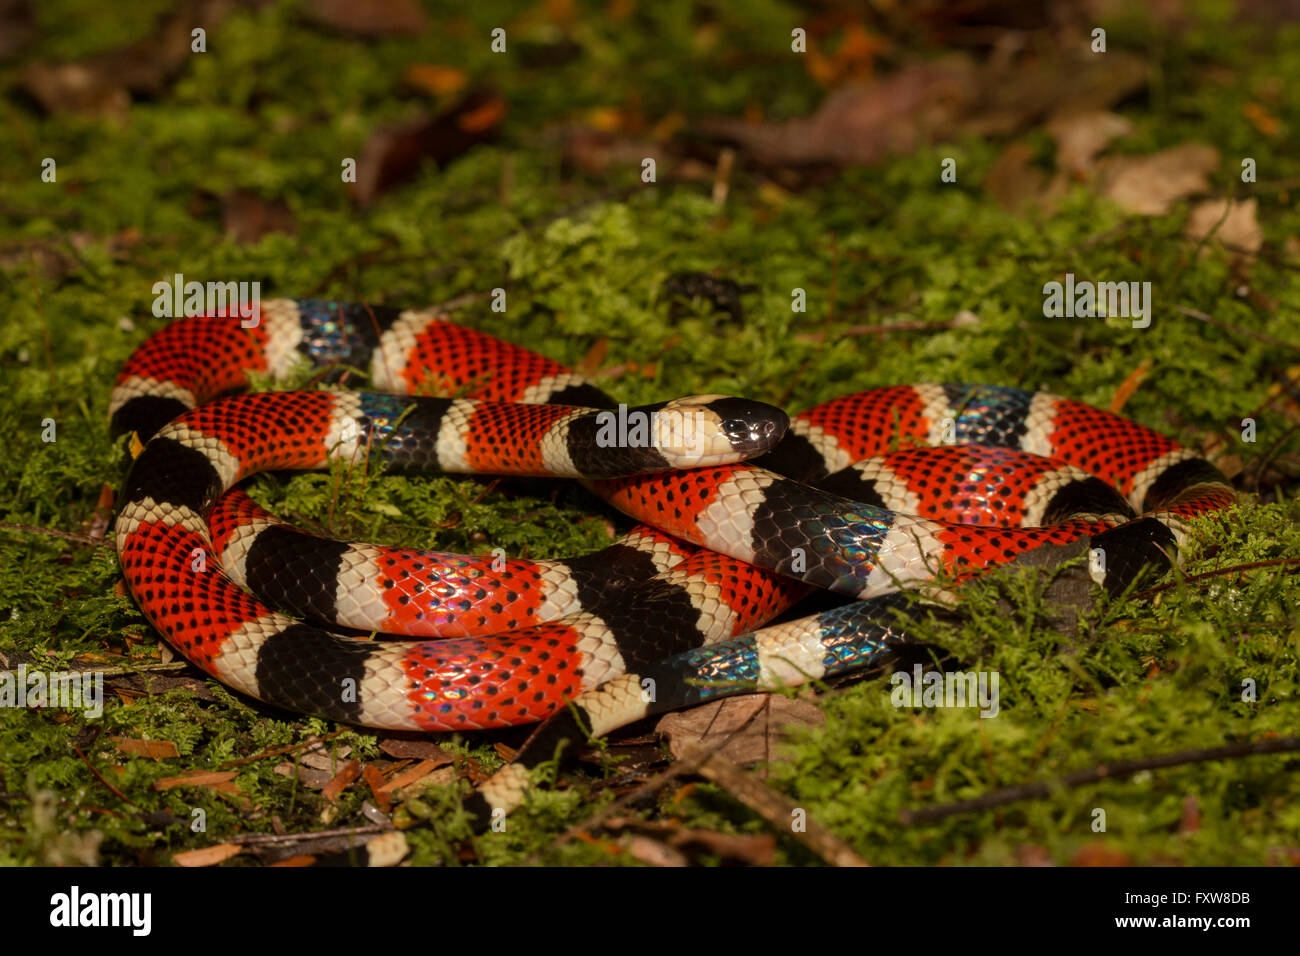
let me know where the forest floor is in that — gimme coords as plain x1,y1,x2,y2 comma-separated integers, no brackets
0,0,1297,865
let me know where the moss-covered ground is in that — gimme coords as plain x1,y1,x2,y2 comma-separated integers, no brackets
0,0,1297,865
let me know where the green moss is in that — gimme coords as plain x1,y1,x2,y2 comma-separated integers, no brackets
0,0,1296,865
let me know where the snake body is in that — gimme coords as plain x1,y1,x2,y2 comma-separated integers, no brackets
111,298,1234,750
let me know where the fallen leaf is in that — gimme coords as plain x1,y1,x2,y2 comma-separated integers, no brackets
984,141,1048,211
377,738,457,764
377,759,455,795
299,742,352,772
362,764,391,811
274,760,332,789
1016,844,1055,866
702,59,979,167
303,0,427,37
173,843,242,867
1071,842,1132,866
609,817,776,864
221,190,297,244
1185,198,1263,255
560,126,663,176
1097,143,1219,215
655,693,824,765
350,91,505,206
1242,101,1281,138
1047,110,1133,175
403,64,467,97
21,0,233,116
321,759,363,801
705,47,1146,171
110,737,180,759
153,770,238,790
621,835,689,867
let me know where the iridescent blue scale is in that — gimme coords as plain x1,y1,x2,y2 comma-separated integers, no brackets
293,297,400,370
945,383,1034,449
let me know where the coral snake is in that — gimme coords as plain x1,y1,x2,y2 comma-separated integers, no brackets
111,297,1234,820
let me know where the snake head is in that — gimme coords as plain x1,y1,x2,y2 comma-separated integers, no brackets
651,394,789,467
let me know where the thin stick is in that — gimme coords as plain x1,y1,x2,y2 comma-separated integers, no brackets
225,823,391,846
1174,305,1300,352
684,745,869,867
1131,557,1300,600
899,736,1300,824
73,744,139,808
0,522,110,548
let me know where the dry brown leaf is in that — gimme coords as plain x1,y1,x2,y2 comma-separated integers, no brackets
985,141,1048,211
377,738,457,764
21,0,234,116
173,843,242,867
403,64,468,97
321,759,363,801
656,693,824,765
1242,101,1281,138
1185,198,1263,255
303,0,427,36
110,736,180,759
705,47,1146,171
362,765,391,810
377,759,455,795
1071,841,1132,866
153,770,238,791
1016,844,1055,866
702,59,979,167
1047,110,1133,175
298,742,352,771
274,760,332,789
350,91,505,206
1097,143,1219,215
621,835,689,867
221,190,297,245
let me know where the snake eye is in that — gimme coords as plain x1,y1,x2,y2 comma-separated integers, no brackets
721,419,756,443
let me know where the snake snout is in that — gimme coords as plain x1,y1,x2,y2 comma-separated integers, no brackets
716,402,789,455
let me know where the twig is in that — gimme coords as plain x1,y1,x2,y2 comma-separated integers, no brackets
72,744,139,808
899,736,1300,824
0,522,111,548
684,745,868,867
224,823,391,846
1174,305,1300,352
523,740,715,864
0,662,192,681
1130,557,1300,600
526,696,865,866
216,729,351,771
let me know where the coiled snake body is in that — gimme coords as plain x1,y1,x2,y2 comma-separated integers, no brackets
111,298,1234,814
